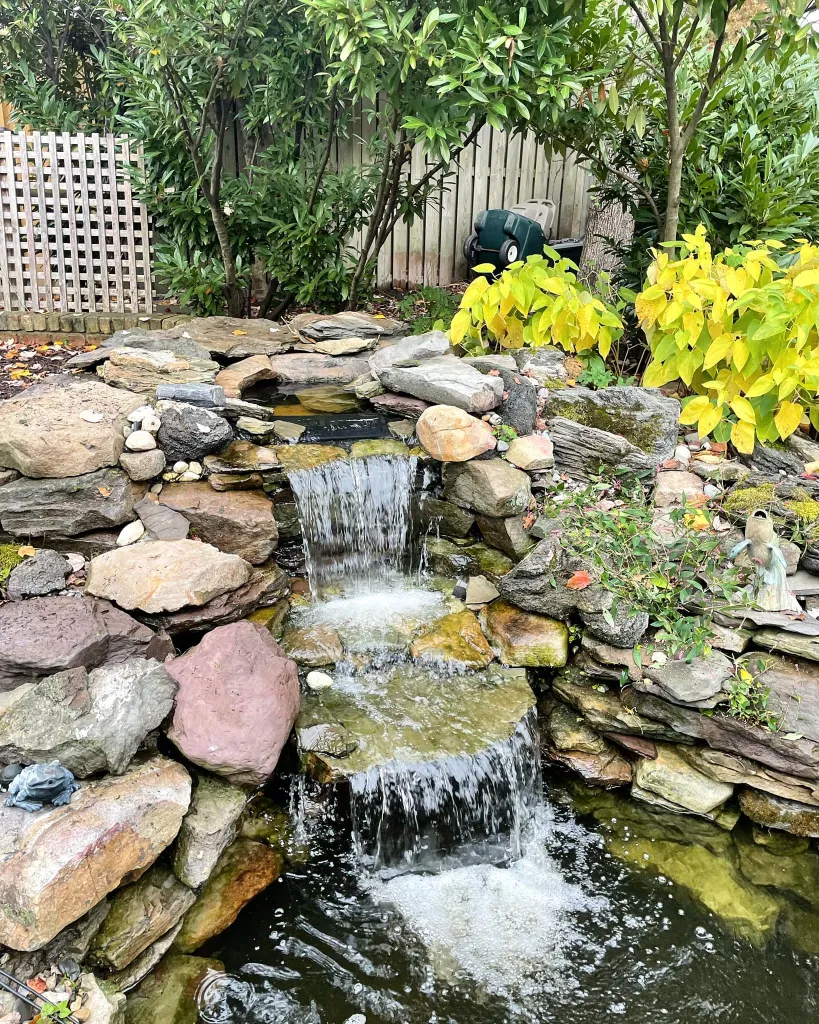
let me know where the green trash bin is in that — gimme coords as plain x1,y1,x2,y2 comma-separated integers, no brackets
463,200,557,273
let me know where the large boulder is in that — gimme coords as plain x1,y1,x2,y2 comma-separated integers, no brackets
0,659,177,777
85,540,252,614
442,459,531,517
214,354,275,397
375,356,504,414
415,405,496,462
66,329,213,369
165,621,300,786
291,310,404,341
267,352,370,386
0,468,137,538
0,596,173,692
0,756,190,951
157,483,277,564
479,600,568,667
173,775,248,889
155,401,233,463
169,316,297,357
0,379,143,479
368,330,450,374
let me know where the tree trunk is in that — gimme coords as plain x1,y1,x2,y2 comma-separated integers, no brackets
663,141,683,243
577,184,635,289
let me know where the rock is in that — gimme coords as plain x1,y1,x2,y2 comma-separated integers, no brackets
690,458,751,484
203,440,280,474
77,973,126,1024
475,514,535,561
292,310,404,341
547,417,667,477
271,420,306,443
0,470,19,486
443,460,531,517
514,346,569,384
235,416,278,442
478,600,567,667
370,393,431,419
166,621,299,786
281,623,344,667
6,550,68,599
654,470,706,507
88,866,196,971
0,596,173,692
748,443,804,477
134,497,190,541
415,405,496,462
173,775,247,889
424,537,513,583
0,379,143,479
552,674,685,741
124,954,224,1024
107,921,184,992
85,540,252,614
298,721,357,757
735,828,819,907
0,757,190,951
306,671,334,690
505,435,554,471
633,743,733,817
496,373,538,436
419,496,476,539
735,652,819,744
313,336,377,356
155,383,227,409
170,316,296,357
708,622,751,653
0,659,177,777
173,839,283,953
275,443,346,475
580,635,642,682
640,649,733,706
375,356,504,414
738,789,819,837
156,484,276,565
124,430,157,453
97,327,213,363
751,629,819,663
499,536,611,620
214,355,275,398
120,450,166,482
349,438,411,459
465,575,500,605
544,705,632,787
409,609,494,670
154,401,234,464
208,471,264,492
0,469,136,539
678,746,819,807
387,418,416,442
117,520,146,547
368,330,450,374
296,384,359,413
101,348,219,394
267,352,370,386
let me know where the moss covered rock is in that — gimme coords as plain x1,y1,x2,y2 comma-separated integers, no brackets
479,599,568,667
410,609,495,670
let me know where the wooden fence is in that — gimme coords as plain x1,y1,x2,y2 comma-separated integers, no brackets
0,127,589,313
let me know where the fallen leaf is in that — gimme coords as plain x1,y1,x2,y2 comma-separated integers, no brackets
10,369,31,379
231,329,247,336
566,570,592,590
28,977,47,993
97,486,112,497
522,512,536,529
487,369,501,376
709,442,727,454
17,545,35,557
661,459,682,470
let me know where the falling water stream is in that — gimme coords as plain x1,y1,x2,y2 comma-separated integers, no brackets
201,455,819,1024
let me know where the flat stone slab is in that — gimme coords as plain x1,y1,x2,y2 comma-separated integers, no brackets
169,317,298,357
267,352,370,386
101,348,219,394
0,468,136,538
376,356,504,414
291,311,404,341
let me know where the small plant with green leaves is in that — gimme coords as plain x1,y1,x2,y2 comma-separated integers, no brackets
577,353,636,390
397,287,460,335
36,1000,72,1023
492,424,519,445
723,658,779,731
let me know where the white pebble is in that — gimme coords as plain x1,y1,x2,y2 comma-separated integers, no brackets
141,413,161,434
306,671,334,690
79,409,104,423
179,470,200,481
651,651,668,666
344,1016,366,1024
150,483,163,494
188,461,203,475
674,444,691,464
117,520,145,546
125,430,157,452
127,404,154,423
172,461,189,474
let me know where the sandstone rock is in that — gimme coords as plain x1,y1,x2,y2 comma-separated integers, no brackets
0,469,136,538
443,460,531,517
424,537,513,583
79,972,126,1024
314,336,377,355
214,355,275,398
368,330,450,374
410,609,494,670
101,348,219,394
0,659,177,777
6,549,68,599
654,470,706,507
85,540,252,614
166,621,300,786
120,450,166,482
475,514,535,560
173,775,248,889
370,392,431,418
505,434,555,471
157,483,276,565
633,743,734,817
292,310,404,341
739,789,819,837
275,443,346,475
170,316,297,357
267,352,370,386
155,401,233,463
479,600,567,667
419,496,475,539
0,596,173,692
125,430,157,453
0,757,190,951
88,866,196,971
0,379,143,479
376,356,504,413
640,649,733,706
203,440,280,474
124,954,224,1024
465,575,500,605
281,623,344,667
208,471,264,492
415,405,496,462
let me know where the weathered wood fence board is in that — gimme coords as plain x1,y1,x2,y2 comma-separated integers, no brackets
0,131,153,313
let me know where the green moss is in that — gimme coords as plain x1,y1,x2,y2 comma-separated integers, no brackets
0,544,23,595
546,393,665,452
723,483,777,515
782,497,819,523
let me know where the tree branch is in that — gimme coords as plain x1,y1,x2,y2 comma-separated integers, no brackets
626,0,663,56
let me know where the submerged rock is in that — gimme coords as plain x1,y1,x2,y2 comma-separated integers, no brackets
424,537,513,583
281,623,344,667
735,829,819,908
124,953,224,1024
173,775,248,889
479,600,568,668
275,443,347,475
443,460,532,517
203,440,280,474
410,609,495,670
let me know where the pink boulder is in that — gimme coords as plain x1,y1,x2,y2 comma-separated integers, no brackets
165,621,299,786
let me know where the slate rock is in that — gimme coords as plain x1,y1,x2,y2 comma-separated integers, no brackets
580,603,650,648
654,470,705,508
370,393,431,419
0,757,190,951
165,621,300,786
514,346,569,383
552,674,683,741
155,401,234,463
169,316,297,357
376,356,504,414
479,600,568,667
548,418,666,477
747,444,804,477
313,336,377,355
173,775,248,889
0,469,136,539
214,354,275,398
0,659,177,777
633,743,734,817
738,789,819,837
475,514,535,561
292,310,404,341
6,550,68,599
101,348,219,394
267,352,370,386
85,540,252,614
443,459,532,517
368,330,450,374
120,449,166,482
135,497,190,541
0,379,143,479
0,596,173,692
155,383,227,408
641,649,733,706
496,369,538,436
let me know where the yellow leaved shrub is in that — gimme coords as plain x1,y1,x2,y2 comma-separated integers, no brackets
637,226,819,453
450,254,624,357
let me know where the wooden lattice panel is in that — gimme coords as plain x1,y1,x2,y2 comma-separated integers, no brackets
0,131,153,313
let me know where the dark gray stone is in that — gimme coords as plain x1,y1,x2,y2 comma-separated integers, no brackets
156,401,234,462
419,496,476,539
135,497,190,541
747,444,804,477
499,535,612,620
368,330,450,374
376,356,504,414
6,549,69,599
580,604,650,648
0,469,136,538
155,383,227,408
499,374,538,436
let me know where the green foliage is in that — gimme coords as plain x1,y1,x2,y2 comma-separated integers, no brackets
577,353,634,389
724,659,779,731
451,253,624,356
37,1000,72,1023
493,423,519,444
0,544,23,596
396,287,460,334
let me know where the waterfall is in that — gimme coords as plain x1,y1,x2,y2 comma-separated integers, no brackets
289,455,418,596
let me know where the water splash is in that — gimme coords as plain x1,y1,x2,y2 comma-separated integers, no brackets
289,455,419,597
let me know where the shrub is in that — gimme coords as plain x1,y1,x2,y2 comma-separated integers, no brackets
450,253,624,357
638,226,819,453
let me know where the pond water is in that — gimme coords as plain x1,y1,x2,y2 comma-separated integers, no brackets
199,453,819,1024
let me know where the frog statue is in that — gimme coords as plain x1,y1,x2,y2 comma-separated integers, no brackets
729,509,801,613
4,761,80,812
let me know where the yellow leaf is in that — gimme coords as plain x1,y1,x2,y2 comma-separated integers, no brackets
697,403,724,438
703,333,734,370
462,276,489,308
642,358,676,389
732,338,749,372
635,293,667,328
731,419,756,454
680,395,711,425
745,373,775,398
449,309,471,345
794,269,819,288
730,397,756,423
659,300,683,328
231,329,247,336
17,545,35,557
774,400,804,439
